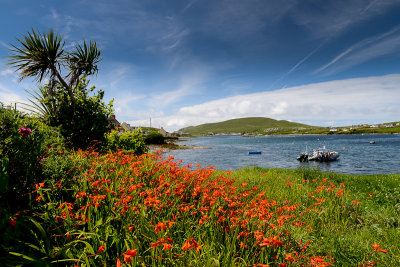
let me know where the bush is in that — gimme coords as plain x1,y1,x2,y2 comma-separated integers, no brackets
145,131,165,145
0,106,64,209
39,77,114,150
104,130,148,154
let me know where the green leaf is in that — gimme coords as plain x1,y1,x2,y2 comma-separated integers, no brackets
9,252,36,262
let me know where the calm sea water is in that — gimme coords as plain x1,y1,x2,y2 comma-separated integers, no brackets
167,134,400,175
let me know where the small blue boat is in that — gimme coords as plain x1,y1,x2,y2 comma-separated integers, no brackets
248,151,262,155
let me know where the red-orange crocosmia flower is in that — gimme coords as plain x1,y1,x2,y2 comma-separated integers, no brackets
155,222,167,233
285,253,295,262
8,218,16,229
181,240,192,251
123,253,132,263
372,242,388,253
35,182,45,189
126,249,137,257
162,243,173,251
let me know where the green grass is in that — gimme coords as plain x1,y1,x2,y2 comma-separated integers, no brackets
222,166,400,265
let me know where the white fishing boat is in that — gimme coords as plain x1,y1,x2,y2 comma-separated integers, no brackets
297,146,339,162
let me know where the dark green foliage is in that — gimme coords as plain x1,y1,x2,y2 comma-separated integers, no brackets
105,130,148,154
145,131,165,145
0,105,63,209
40,77,114,149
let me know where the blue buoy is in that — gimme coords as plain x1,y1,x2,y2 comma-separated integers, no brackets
248,151,262,155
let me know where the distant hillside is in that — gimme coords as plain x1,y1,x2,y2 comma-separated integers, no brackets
179,117,320,135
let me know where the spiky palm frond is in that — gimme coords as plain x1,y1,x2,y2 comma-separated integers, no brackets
7,29,65,83
20,87,58,122
67,41,101,88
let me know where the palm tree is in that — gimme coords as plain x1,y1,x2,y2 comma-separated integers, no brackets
7,28,101,108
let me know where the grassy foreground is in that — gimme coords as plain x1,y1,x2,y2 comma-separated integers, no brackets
1,149,399,266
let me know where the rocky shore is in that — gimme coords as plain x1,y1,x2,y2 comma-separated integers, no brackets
148,138,210,153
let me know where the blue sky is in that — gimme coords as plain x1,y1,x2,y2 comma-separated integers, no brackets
1,0,400,131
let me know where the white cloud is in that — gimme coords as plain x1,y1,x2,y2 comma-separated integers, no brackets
1,69,14,76
0,84,25,107
130,74,400,132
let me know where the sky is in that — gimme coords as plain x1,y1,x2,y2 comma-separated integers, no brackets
1,0,400,131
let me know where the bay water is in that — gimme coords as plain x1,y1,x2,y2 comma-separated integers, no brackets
167,134,400,175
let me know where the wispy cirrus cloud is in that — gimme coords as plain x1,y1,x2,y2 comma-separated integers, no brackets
315,26,400,74
148,68,207,109
0,40,12,50
131,74,400,131
290,0,400,40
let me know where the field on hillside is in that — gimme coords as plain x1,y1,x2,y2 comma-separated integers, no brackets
181,117,320,135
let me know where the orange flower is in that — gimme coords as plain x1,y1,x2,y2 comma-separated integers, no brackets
35,195,43,202
285,253,295,262
181,238,202,252
98,245,105,253
35,182,45,189
123,253,132,263
75,191,87,198
196,243,204,254
181,240,192,251
271,236,283,247
155,222,167,233
336,189,344,196
125,249,137,257
8,217,16,229
162,243,173,251
372,242,387,253
239,241,247,249
123,249,137,263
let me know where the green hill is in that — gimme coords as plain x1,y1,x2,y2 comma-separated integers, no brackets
179,117,321,135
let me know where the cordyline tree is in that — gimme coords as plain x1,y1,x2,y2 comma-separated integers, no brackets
8,29,113,149
8,28,101,107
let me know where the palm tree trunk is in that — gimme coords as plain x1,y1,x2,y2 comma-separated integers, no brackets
53,67,75,107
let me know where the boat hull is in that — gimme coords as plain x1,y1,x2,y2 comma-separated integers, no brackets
297,150,339,162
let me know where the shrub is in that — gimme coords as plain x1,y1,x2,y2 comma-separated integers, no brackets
0,106,64,209
39,77,114,150
104,130,148,154
145,131,165,145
